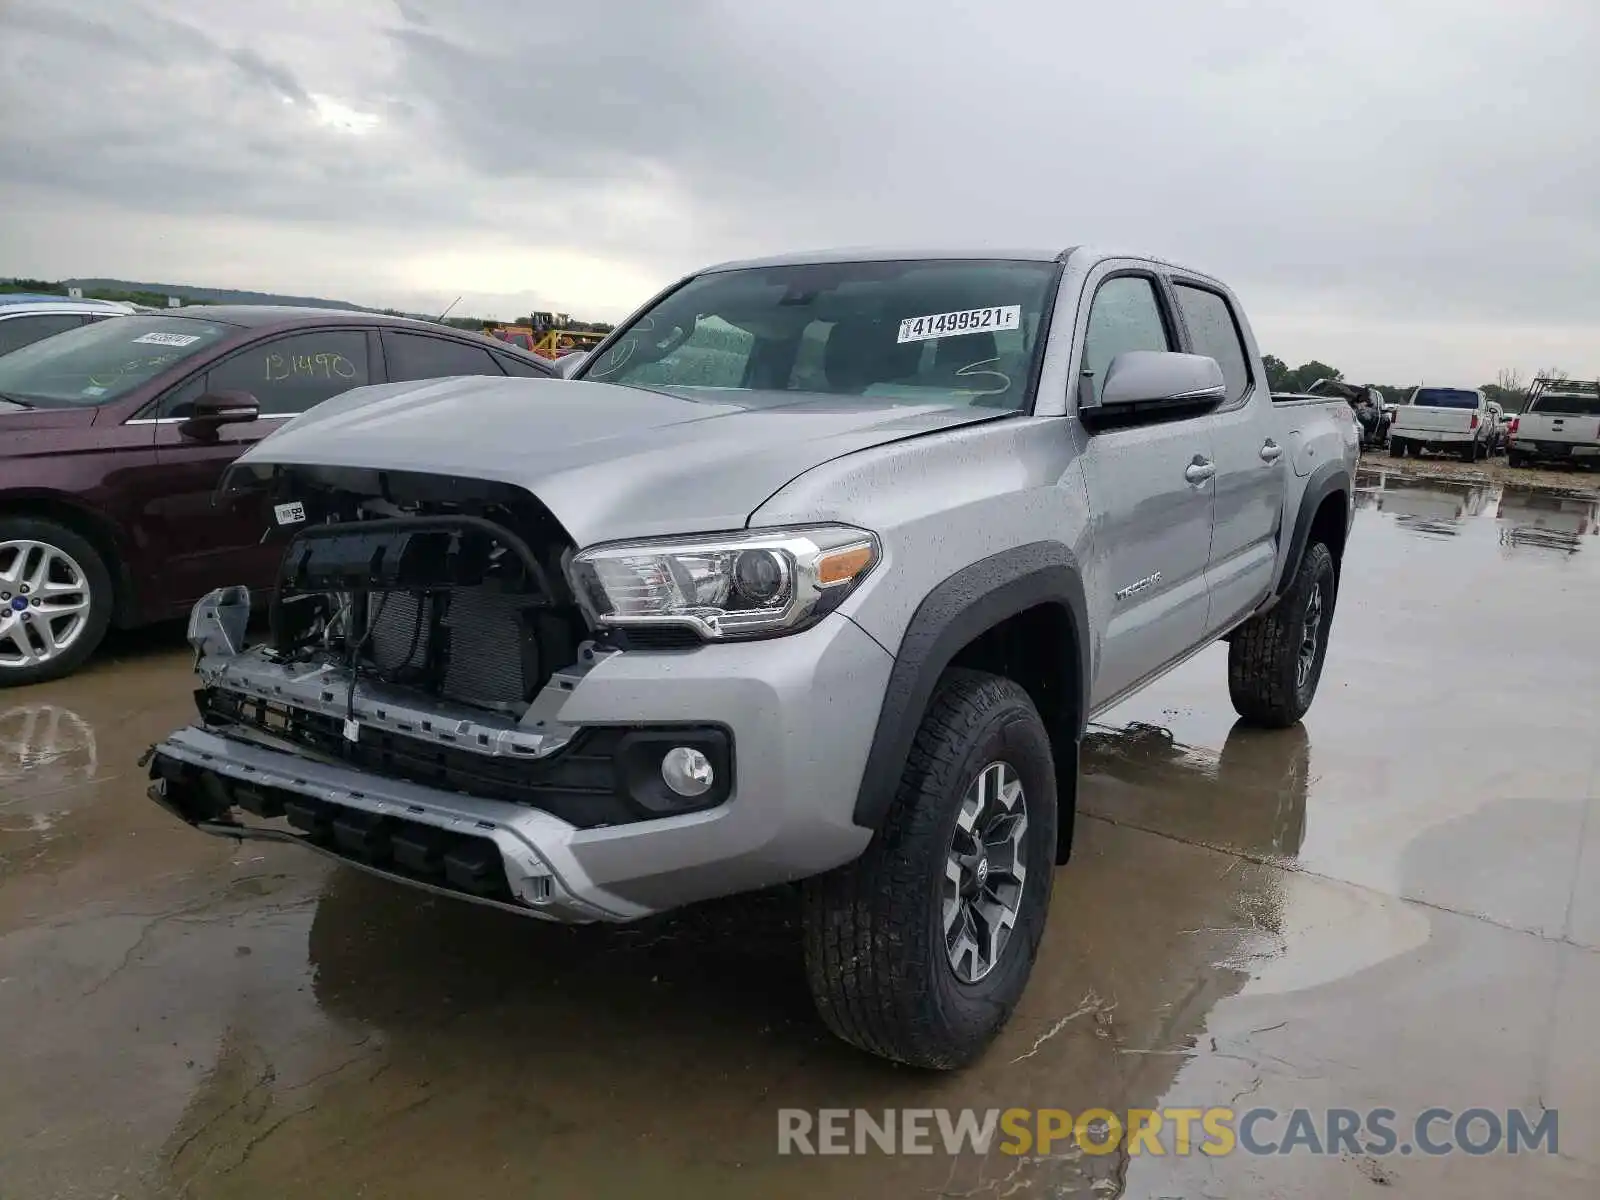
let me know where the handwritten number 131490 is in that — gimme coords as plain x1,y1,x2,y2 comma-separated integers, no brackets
264,352,358,382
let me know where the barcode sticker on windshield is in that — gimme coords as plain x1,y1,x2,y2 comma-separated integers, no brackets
132,331,201,347
274,501,306,525
897,305,1020,344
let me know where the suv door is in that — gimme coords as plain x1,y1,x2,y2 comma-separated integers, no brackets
1073,269,1216,708
151,327,374,604
1170,279,1285,633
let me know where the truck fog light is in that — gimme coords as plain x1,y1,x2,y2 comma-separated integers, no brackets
661,746,714,797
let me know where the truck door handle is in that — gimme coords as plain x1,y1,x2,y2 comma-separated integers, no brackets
1184,457,1216,485
1259,439,1283,462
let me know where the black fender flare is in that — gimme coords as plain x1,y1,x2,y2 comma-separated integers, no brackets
1276,461,1352,598
852,541,1090,836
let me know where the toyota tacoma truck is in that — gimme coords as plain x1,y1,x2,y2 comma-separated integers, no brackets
1388,386,1495,460
144,247,1358,1069
1508,377,1600,468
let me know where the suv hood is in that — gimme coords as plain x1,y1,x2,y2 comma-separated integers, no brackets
233,375,1007,545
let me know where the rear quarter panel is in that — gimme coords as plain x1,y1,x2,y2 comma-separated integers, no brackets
1263,397,1357,595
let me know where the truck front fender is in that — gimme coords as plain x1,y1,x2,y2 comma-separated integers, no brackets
852,542,1090,857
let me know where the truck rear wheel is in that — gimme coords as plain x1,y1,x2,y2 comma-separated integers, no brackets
1388,438,1405,458
801,669,1057,1069
1227,541,1336,728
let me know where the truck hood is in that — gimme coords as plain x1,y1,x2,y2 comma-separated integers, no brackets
233,375,1008,545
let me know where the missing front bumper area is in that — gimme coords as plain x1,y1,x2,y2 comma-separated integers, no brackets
143,729,631,923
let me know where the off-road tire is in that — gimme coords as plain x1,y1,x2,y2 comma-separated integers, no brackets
1387,439,1405,458
1227,541,1336,728
801,669,1057,1069
0,517,115,687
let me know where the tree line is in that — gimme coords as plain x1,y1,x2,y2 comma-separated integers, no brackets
1263,357,1576,413
2,278,612,338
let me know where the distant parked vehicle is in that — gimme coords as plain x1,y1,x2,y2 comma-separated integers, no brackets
1304,378,1391,450
0,295,134,358
0,306,557,685
1388,386,1495,461
1507,378,1600,468
1485,400,1510,453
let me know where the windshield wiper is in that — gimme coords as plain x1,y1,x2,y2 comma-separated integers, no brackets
0,392,35,409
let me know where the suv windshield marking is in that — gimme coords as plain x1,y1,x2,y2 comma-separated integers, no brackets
0,314,236,408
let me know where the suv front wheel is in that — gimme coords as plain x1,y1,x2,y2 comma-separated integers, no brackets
801,669,1057,1069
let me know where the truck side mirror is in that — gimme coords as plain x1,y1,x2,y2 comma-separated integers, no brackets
1079,351,1226,432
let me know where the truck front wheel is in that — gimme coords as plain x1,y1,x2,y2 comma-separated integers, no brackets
1227,542,1336,728
801,669,1057,1069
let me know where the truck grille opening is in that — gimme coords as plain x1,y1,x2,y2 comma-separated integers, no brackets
253,474,591,716
198,688,645,826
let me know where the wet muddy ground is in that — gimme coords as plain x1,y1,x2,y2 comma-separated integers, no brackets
2,467,1596,1198
1369,444,1600,498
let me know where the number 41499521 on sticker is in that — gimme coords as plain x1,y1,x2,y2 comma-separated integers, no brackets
897,305,1020,344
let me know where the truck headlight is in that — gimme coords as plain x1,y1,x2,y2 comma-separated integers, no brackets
568,525,879,640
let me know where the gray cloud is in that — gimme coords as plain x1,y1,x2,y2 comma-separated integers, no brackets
226,46,314,107
1,0,1597,380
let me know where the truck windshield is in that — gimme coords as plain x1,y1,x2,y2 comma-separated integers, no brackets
578,259,1061,412
1529,392,1600,416
1412,388,1479,408
0,314,235,408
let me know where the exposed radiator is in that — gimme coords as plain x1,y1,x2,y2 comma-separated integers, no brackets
365,587,533,708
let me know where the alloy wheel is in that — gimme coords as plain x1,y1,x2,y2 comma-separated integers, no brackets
1297,583,1324,690
0,541,94,671
942,761,1029,984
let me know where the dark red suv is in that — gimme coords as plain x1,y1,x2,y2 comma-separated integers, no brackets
0,306,556,685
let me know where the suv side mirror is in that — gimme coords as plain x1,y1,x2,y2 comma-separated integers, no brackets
1079,351,1226,431
180,390,260,440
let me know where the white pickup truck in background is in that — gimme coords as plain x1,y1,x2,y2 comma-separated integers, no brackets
1388,386,1495,461
1508,378,1600,468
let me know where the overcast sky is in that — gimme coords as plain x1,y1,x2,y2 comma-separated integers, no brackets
2,0,1595,383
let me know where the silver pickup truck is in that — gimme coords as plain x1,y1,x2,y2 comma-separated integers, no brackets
144,247,1358,1068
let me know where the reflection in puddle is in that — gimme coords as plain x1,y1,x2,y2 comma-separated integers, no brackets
1081,718,1310,864
0,703,101,832
1369,475,1491,536
1497,487,1599,556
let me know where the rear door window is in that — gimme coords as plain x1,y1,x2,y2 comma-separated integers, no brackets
1173,284,1252,408
383,331,507,382
495,351,554,377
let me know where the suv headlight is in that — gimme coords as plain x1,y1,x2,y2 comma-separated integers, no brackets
568,525,879,640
